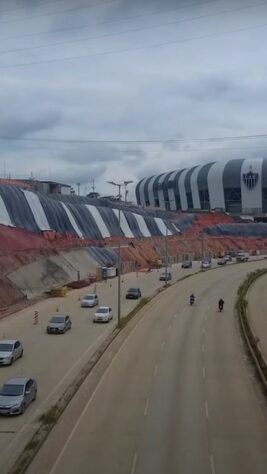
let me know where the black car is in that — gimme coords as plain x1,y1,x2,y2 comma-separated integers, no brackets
126,288,142,299
159,272,172,281
181,260,192,268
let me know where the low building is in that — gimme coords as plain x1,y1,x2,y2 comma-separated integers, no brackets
9,179,72,195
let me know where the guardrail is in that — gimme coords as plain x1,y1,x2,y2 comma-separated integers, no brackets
235,269,267,392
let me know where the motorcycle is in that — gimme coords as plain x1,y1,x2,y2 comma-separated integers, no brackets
218,301,224,312
190,296,195,306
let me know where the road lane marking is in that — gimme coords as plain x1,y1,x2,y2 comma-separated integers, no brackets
49,303,151,474
161,341,166,351
210,454,216,474
130,453,138,474
202,327,206,334
205,400,209,419
167,325,172,331
202,344,205,353
144,398,150,416
202,367,206,379
153,364,159,377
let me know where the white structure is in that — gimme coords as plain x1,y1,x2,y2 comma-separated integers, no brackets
135,158,267,215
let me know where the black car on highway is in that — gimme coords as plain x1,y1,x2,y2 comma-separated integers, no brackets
126,288,142,299
181,260,192,268
159,272,172,281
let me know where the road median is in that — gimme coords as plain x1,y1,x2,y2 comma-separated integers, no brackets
235,268,267,393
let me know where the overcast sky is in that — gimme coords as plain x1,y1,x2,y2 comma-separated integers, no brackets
0,0,267,198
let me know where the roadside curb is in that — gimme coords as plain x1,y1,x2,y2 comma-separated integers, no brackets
235,269,267,393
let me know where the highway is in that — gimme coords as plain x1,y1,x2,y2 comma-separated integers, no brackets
0,261,198,472
25,260,267,474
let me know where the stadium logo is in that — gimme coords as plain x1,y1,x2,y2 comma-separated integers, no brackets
243,167,259,190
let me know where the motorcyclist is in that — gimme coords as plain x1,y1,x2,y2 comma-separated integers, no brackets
218,298,224,311
190,293,195,305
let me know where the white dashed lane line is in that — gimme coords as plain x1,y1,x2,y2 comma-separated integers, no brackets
210,454,216,474
144,398,150,416
205,400,209,419
153,364,159,377
130,452,138,474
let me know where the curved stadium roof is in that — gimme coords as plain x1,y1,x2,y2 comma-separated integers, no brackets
136,158,267,215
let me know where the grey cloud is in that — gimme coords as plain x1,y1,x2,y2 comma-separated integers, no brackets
58,144,146,166
52,163,107,187
0,0,266,196
0,110,61,138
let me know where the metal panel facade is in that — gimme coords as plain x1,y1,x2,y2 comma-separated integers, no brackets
135,158,267,214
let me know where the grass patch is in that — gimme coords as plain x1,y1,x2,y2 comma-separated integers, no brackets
39,404,59,426
120,297,151,329
235,268,267,392
9,435,44,474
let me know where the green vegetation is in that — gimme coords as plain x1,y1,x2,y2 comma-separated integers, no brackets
120,297,151,328
235,269,267,390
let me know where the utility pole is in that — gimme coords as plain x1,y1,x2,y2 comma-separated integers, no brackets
76,183,80,196
107,181,123,328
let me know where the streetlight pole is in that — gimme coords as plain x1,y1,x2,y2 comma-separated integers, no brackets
107,181,123,328
165,222,168,286
201,232,204,271
163,199,173,287
124,180,133,202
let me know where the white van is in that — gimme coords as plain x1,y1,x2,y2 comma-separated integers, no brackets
236,252,249,262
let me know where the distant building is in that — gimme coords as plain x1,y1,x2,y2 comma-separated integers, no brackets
16,179,72,195
0,178,31,190
86,191,100,199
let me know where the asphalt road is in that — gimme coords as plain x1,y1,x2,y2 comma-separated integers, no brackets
26,259,267,474
0,260,201,471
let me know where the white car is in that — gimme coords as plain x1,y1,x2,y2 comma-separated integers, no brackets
81,294,99,308
94,306,113,323
201,260,211,269
0,340,23,366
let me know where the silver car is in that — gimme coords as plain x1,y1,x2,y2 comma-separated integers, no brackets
0,340,23,366
81,294,99,308
0,377,37,415
47,314,72,334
